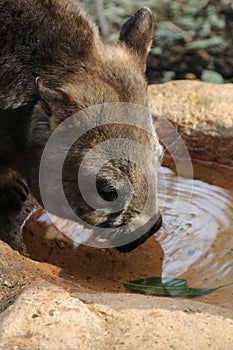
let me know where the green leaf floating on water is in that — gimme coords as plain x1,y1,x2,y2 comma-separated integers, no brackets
124,277,228,298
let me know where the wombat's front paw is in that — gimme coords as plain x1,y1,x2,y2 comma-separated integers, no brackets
0,166,29,212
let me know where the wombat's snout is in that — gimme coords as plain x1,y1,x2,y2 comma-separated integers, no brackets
115,212,162,253
77,155,163,252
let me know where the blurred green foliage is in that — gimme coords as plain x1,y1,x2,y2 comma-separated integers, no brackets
80,0,233,84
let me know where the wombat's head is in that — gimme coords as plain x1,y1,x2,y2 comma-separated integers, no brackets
30,8,163,252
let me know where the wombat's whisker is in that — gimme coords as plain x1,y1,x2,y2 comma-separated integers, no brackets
104,248,109,256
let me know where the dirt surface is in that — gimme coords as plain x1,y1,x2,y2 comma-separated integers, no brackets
22,208,164,293
1,283,233,350
163,157,233,190
150,81,233,189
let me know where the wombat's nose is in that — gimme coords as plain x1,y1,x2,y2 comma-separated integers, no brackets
116,212,162,253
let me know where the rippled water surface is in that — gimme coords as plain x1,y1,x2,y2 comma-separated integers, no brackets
22,166,233,308
157,167,233,307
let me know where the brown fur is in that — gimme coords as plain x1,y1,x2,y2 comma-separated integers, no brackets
0,0,163,251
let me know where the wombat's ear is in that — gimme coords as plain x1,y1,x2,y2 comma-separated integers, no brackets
35,77,70,116
119,7,155,71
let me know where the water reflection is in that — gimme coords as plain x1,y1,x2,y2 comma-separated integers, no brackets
157,167,233,307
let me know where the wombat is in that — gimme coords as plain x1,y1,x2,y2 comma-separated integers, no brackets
0,0,163,252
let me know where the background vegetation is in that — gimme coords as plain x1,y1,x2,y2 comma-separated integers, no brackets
81,0,233,84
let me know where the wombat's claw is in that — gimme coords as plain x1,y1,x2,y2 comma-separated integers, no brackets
0,168,29,212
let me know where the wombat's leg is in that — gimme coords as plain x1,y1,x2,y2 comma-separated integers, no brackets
0,166,29,212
